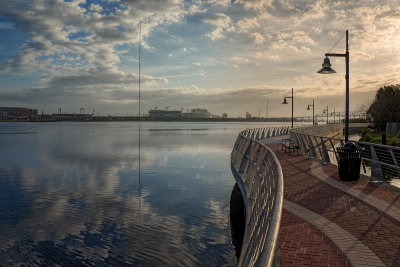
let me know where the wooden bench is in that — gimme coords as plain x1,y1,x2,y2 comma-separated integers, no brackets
281,138,299,155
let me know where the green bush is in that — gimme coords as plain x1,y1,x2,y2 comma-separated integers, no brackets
359,128,400,147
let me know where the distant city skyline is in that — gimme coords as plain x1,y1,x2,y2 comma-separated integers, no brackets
0,0,399,117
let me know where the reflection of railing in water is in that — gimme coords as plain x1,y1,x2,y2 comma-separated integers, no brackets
231,126,288,266
290,125,400,180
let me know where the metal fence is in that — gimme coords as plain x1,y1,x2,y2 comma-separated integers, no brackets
231,127,288,267
290,125,400,181
240,126,291,140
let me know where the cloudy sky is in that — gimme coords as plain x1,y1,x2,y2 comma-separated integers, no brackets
0,0,399,117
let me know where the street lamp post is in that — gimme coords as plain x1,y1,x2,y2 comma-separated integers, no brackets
331,109,336,124
323,106,329,124
307,98,315,125
282,88,294,128
317,30,349,142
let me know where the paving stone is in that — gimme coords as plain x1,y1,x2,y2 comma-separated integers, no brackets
267,143,400,267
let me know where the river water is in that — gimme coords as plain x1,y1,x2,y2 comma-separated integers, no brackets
0,121,289,266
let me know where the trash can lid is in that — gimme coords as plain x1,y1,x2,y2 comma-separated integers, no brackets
343,142,357,151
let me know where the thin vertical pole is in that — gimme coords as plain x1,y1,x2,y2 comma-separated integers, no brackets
334,108,336,124
291,88,294,128
139,22,141,121
326,105,328,124
138,21,141,190
312,98,314,126
345,30,349,142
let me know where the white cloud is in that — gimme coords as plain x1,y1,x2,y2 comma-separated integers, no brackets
230,57,250,64
89,3,103,13
235,0,274,11
203,13,235,40
236,17,260,33
252,32,265,44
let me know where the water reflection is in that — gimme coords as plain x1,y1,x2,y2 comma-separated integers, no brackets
0,121,282,265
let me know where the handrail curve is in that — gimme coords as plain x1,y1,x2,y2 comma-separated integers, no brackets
231,126,288,267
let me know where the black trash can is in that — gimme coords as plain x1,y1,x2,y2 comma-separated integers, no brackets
336,142,362,181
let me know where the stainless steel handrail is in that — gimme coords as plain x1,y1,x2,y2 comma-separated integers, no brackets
231,126,288,267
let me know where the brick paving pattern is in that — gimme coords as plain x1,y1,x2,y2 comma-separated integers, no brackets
280,209,351,267
267,143,400,267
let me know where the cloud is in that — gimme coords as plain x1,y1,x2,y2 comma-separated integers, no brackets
251,32,264,44
203,13,235,40
234,0,274,11
89,3,103,13
230,56,249,65
236,17,260,33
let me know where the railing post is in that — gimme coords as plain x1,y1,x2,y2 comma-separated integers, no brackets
370,145,384,181
307,135,317,159
296,132,308,154
312,135,322,160
389,148,400,177
320,137,330,164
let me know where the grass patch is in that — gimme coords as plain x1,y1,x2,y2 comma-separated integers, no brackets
359,128,400,146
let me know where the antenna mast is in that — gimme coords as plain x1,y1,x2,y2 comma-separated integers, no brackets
138,21,142,202
139,21,141,120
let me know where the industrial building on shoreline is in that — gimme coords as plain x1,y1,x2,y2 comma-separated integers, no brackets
148,108,217,119
0,107,38,120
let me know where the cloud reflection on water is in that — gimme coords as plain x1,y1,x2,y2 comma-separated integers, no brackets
0,121,269,265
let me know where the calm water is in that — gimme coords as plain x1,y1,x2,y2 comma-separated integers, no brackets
0,121,286,266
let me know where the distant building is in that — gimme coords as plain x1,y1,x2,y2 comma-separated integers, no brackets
189,108,211,118
148,107,216,119
0,107,37,120
149,109,182,119
51,113,93,120
222,113,228,119
246,112,252,119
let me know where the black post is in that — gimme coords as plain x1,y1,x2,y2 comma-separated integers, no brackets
312,98,315,126
291,88,294,128
345,30,349,142
334,109,336,124
326,106,328,124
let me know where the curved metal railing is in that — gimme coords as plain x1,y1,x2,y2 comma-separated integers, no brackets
231,126,288,266
290,125,400,180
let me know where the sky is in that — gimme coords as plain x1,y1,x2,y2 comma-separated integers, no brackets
0,0,399,118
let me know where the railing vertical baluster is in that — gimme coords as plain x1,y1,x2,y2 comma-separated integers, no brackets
320,137,330,164
389,148,400,177
329,138,339,165
307,135,316,159
370,145,384,181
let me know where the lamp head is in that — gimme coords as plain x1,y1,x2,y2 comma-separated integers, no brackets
282,98,288,104
317,57,336,74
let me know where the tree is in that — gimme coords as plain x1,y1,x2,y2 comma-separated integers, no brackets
367,84,400,132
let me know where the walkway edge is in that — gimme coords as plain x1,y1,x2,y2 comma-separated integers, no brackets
283,200,386,267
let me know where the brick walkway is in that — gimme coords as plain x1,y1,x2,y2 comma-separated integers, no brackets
266,143,400,267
